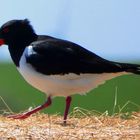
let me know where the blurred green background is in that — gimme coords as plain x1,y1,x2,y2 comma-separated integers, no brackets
0,62,140,116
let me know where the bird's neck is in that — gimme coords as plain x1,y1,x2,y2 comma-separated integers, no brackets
8,34,38,67
8,44,25,67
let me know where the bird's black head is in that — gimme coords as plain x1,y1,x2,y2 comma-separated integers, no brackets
0,19,37,46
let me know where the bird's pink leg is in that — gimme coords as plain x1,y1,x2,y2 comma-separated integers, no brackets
8,96,52,119
63,96,72,124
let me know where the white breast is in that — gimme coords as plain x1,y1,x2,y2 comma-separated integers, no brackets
18,46,127,97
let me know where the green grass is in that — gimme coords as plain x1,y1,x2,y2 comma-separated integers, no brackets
0,63,140,115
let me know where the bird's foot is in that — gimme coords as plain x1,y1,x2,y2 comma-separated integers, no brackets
62,120,67,126
7,113,30,119
7,96,71,124
7,96,52,120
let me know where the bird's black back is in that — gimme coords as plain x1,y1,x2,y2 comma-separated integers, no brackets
25,35,125,75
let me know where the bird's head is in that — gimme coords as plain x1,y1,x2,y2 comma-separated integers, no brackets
0,19,37,46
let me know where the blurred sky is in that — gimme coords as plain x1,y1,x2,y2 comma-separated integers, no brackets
0,0,140,62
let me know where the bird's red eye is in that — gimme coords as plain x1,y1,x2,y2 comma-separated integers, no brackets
3,28,9,33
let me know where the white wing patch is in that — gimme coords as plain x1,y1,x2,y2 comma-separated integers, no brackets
26,45,37,56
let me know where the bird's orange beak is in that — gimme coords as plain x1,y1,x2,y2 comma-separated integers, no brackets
0,39,5,46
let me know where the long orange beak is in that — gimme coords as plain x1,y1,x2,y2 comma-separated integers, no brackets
0,39,5,46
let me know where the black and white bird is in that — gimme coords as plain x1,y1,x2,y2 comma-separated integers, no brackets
0,19,140,124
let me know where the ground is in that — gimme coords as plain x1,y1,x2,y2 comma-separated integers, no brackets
0,112,140,140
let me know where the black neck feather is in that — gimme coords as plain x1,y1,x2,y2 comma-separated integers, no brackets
8,34,37,66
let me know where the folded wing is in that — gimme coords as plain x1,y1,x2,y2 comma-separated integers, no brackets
25,37,140,75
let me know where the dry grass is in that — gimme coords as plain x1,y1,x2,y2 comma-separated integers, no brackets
0,110,140,140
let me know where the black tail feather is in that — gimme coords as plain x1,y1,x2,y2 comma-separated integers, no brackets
116,62,140,74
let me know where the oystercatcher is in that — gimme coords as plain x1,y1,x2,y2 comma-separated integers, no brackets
0,19,140,124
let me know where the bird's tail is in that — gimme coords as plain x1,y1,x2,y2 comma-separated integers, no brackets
116,62,140,74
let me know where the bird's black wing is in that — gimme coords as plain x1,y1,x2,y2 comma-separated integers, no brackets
25,37,126,75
